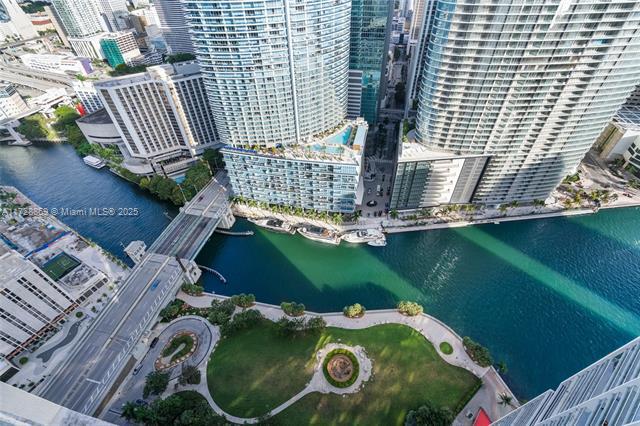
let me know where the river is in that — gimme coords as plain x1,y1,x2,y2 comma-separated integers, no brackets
1,143,639,400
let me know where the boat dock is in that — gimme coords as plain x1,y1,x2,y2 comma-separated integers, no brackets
214,229,254,236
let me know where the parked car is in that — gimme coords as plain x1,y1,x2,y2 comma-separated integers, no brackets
150,337,159,348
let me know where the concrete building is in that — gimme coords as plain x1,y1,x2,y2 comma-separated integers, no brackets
72,80,103,114
0,83,29,120
185,0,351,148
28,12,57,32
155,0,193,54
493,337,640,426
405,0,435,110
99,31,141,67
43,5,70,48
91,61,218,176
76,108,122,148
595,104,640,177
0,247,76,360
20,54,92,76
0,0,38,41
50,0,103,38
223,119,368,213
410,1,640,205
94,0,129,32
348,0,393,124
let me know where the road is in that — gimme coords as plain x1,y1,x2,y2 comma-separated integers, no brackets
36,176,232,415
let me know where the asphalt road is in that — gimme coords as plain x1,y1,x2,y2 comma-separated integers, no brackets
37,178,231,415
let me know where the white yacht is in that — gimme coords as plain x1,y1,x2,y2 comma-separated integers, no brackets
248,217,295,234
367,238,387,247
341,229,385,244
297,226,340,245
83,155,106,169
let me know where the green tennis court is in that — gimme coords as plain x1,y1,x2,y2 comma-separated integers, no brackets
42,252,81,281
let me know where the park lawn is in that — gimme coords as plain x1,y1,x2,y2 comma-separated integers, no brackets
207,321,480,424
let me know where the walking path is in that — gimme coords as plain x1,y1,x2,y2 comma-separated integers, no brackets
176,292,519,424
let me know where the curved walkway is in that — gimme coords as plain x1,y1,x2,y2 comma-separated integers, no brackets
177,292,518,424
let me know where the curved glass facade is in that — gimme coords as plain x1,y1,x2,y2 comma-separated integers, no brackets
184,0,350,147
415,1,640,203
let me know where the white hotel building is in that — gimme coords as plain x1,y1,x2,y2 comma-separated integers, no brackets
398,0,640,208
86,61,219,177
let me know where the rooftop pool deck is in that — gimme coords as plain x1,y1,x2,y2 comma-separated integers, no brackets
325,126,353,145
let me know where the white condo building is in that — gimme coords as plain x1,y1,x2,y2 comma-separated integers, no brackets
0,83,29,121
184,0,351,148
493,337,640,426
20,54,92,76
0,0,37,41
0,247,76,361
94,0,129,32
405,0,640,206
50,0,103,38
89,61,218,176
155,0,194,54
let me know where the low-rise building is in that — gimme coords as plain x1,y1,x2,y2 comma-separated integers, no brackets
222,119,368,213
68,33,106,60
20,53,93,76
595,103,640,178
99,30,141,67
89,61,219,177
72,80,103,114
390,130,489,211
0,246,76,361
76,108,122,147
0,83,29,121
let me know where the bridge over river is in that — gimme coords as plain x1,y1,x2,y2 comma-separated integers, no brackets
36,172,235,415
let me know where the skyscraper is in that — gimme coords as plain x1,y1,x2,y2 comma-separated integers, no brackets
493,337,640,426
184,0,351,147
0,0,38,40
411,1,640,204
50,0,103,38
348,0,393,123
155,0,194,54
94,0,129,32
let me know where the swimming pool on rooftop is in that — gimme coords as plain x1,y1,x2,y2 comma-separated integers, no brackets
326,126,352,145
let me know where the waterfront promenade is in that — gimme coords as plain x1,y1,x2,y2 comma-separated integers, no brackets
36,174,234,415
175,292,518,424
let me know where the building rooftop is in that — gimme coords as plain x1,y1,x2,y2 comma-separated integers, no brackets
77,108,112,125
614,106,640,131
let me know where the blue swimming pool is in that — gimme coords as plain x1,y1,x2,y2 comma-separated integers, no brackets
326,127,352,145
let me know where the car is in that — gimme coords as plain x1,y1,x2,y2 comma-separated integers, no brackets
135,399,148,406
132,365,143,376
367,200,378,207
150,337,159,348
623,192,632,198
197,195,204,201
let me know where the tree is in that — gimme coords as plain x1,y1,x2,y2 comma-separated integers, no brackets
166,52,196,63
395,82,406,105
397,301,423,316
208,298,236,325
231,293,255,308
497,360,508,374
306,316,326,333
203,148,224,172
178,364,201,385
120,401,138,421
390,209,399,219
462,336,494,367
143,371,170,398
498,393,514,407
343,303,366,318
404,402,453,426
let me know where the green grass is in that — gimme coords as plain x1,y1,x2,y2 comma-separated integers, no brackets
439,341,453,355
207,321,480,424
163,334,195,363
41,252,80,281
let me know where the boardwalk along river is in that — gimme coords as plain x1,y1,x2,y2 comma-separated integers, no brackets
1,143,639,400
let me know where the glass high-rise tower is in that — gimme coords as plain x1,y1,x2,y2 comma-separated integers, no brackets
349,0,392,124
184,0,351,147
413,0,640,204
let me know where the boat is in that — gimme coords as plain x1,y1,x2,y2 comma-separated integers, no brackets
341,229,385,244
83,155,106,169
367,238,387,247
297,226,340,245
248,217,295,234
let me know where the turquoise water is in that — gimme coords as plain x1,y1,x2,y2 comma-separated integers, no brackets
1,143,639,400
326,127,352,145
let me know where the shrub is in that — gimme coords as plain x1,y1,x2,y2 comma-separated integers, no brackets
162,334,195,362
462,336,493,367
220,309,262,336
404,402,453,426
178,364,201,385
397,301,423,316
343,303,366,318
181,282,204,296
143,371,170,398
276,316,327,337
306,316,327,333
159,300,184,322
439,342,453,355
207,298,236,325
280,301,305,316
322,349,359,388
75,311,84,318
18,357,28,365
231,293,255,308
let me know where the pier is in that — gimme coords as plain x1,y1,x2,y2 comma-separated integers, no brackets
197,264,227,283
214,229,254,236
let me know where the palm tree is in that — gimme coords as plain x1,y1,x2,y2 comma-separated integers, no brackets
498,393,514,407
390,209,399,219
